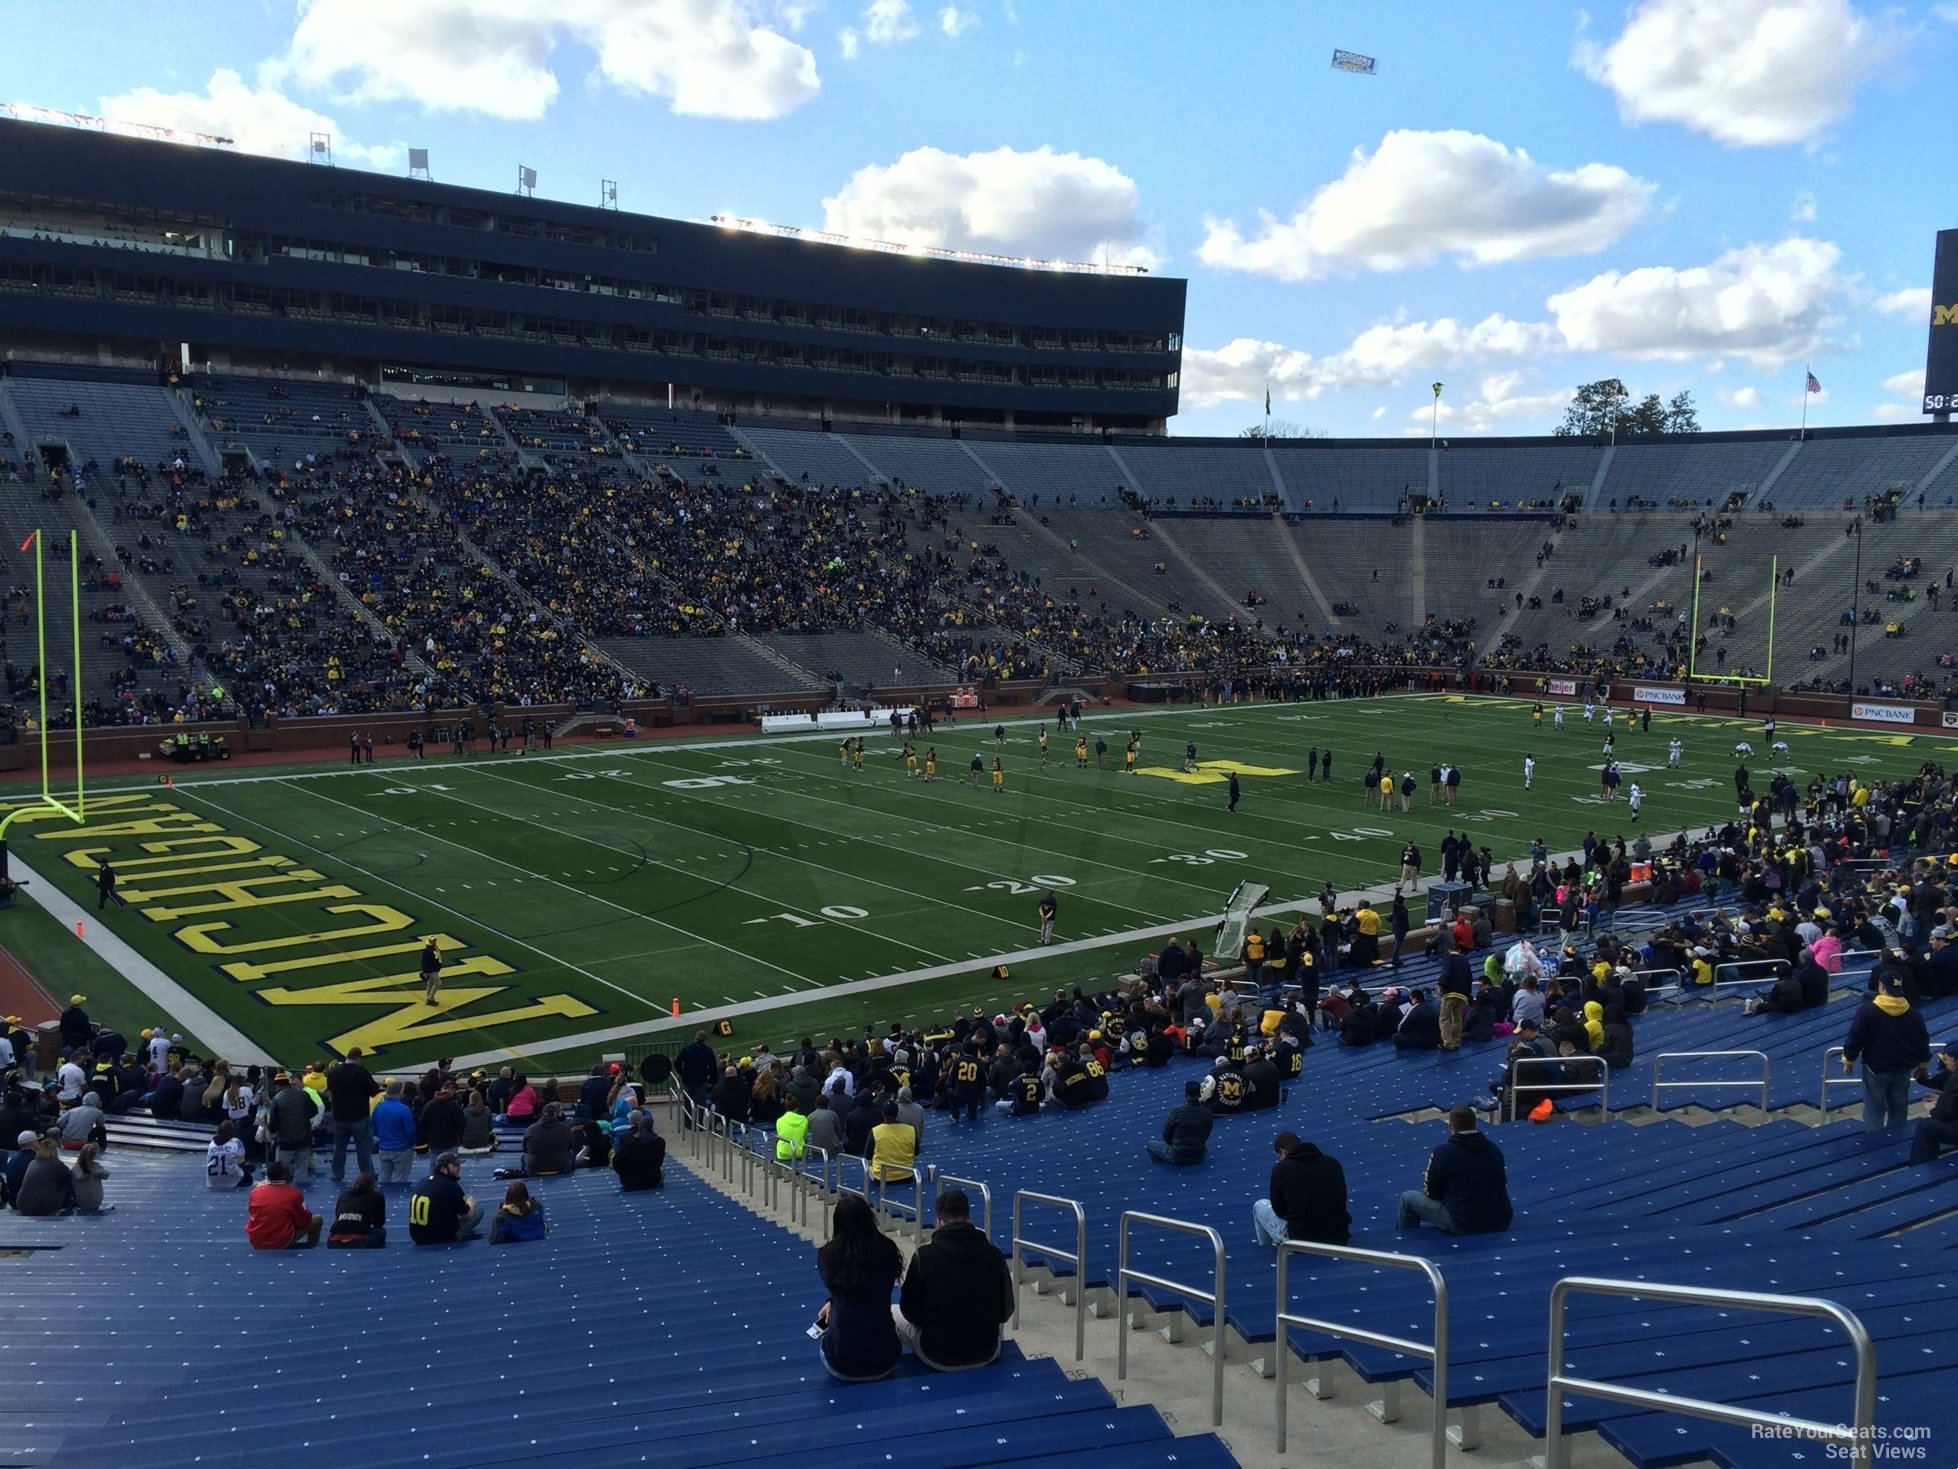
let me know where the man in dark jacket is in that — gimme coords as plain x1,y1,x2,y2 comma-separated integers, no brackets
1146,1081,1214,1164
843,1090,883,1155
1398,1105,1513,1235
1909,1044,1958,1164
325,1048,380,1184
266,1073,318,1181
1241,1045,1282,1110
58,996,91,1051
520,1104,576,1175
710,1066,751,1124
674,1032,716,1124
611,1111,667,1190
895,1189,1014,1369
408,1152,481,1244
1842,976,1932,1133
1394,991,1442,1051
1253,1131,1350,1246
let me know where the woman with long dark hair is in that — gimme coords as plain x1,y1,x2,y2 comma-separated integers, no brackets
814,1193,903,1381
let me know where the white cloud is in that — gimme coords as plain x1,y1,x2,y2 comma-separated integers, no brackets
1371,406,1387,421
862,0,919,43
1415,374,1572,435
1725,385,1764,409
821,145,1162,268
1179,314,1556,411
1791,191,1818,223
1546,236,1844,367
100,67,402,170
938,5,977,36
1938,2,1958,19
1871,367,1925,418
839,27,860,56
1196,129,1653,282
1874,286,1931,319
1574,0,1904,147
287,0,820,122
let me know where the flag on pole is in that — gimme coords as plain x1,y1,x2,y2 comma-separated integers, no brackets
1805,371,1822,394
1264,385,1271,416
18,531,35,553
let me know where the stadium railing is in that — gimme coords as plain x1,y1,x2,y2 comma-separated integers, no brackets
1502,1055,1609,1122
1816,1046,1874,1118
1538,1277,1876,1469
1274,1241,1453,1464
1117,1210,1228,1427
1650,1049,1772,1112
1011,1189,1089,1362
927,1167,994,1240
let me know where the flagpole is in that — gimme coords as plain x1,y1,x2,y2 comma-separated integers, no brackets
1800,368,1809,441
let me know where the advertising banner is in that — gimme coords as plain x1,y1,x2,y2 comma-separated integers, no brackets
1852,701,1917,725
1632,685,1687,707
1546,679,1578,696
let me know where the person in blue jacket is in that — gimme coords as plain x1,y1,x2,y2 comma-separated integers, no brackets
1397,1105,1513,1235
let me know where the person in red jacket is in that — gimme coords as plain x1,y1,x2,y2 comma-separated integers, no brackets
245,1161,322,1250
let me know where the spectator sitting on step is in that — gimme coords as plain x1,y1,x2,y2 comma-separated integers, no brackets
245,1160,322,1249
1241,1044,1282,1109
419,1081,467,1158
488,1180,548,1244
459,1090,496,1154
894,1188,1014,1371
71,1142,110,1213
516,1103,575,1177
206,1121,252,1191
409,1152,482,1245
1910,1044,1958,1165
805,1093,845,1159
1253,1131,1350,1247
710,1065,751,1124
869,1101,917,1186
815,1192,905,1383
14,1136,77,1216
1146,1080,1213,1165
3,1129,36,1207
572,1113,611,1171
58,1092,107,1152
327,1173,386,1248
612,1110,666,1191
1393,991,1442,1051
501,1073,541,1128
843,1088,883,1156
1397,1105,1513,1236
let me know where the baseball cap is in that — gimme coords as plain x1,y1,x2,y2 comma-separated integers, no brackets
15,1130,36,1147
434,1150,461,1169
68,994,85,1007
1939,1042,1958,1061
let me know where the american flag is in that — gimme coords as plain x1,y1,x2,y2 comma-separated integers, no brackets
1805,371,1822,394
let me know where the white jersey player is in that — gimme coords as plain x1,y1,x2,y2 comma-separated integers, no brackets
1628,783,1644,820
1523,755,1536,790
1553,705,1565,729
1602,707,1615,728
1583,703,1595,723
1734,741,1754,758
1667,739,1683,768
1772,740,1790,755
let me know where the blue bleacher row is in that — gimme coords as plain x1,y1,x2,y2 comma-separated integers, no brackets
678,876,1957,1468
0,1153,1241,1469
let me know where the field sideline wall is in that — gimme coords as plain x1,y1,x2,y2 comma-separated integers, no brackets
2,671,1947,776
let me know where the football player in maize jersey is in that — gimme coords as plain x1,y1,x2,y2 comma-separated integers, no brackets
991,755,1005,793
838,739,850,770
924,747,938,781
851,738,865,771
1075,734,1089,768
1124,734,1139,774
950,1045,984,1122
902,742,918,778
1038,726,1049,766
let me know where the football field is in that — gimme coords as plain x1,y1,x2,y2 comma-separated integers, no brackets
4,695,1943,1074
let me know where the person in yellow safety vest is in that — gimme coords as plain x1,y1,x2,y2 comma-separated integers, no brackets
775,1101,808,1162
1243,929,1266,989
868,1100,916,1184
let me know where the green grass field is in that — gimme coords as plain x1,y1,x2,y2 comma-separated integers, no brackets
4,694,1945,1074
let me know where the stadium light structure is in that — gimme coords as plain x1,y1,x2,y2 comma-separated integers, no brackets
707,214,1150,276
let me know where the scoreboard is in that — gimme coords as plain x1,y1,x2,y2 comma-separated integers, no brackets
1927,229,1958,415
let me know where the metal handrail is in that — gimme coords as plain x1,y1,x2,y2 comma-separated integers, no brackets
1711,958,1790,987
1504,1054,1608,1122
1650,1049,1771,1112
930,1169,994,1241
1538,1276,1875,1469
1117,1210,1227,1427
1275,1242,1449,1464
1818,1045,1870,1117
1011,1190,1087,1362
873,1164,925,1244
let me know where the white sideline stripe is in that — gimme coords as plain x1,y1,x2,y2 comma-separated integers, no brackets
10,852,277,1066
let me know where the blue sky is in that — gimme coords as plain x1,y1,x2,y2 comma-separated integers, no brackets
1,0,1951,436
